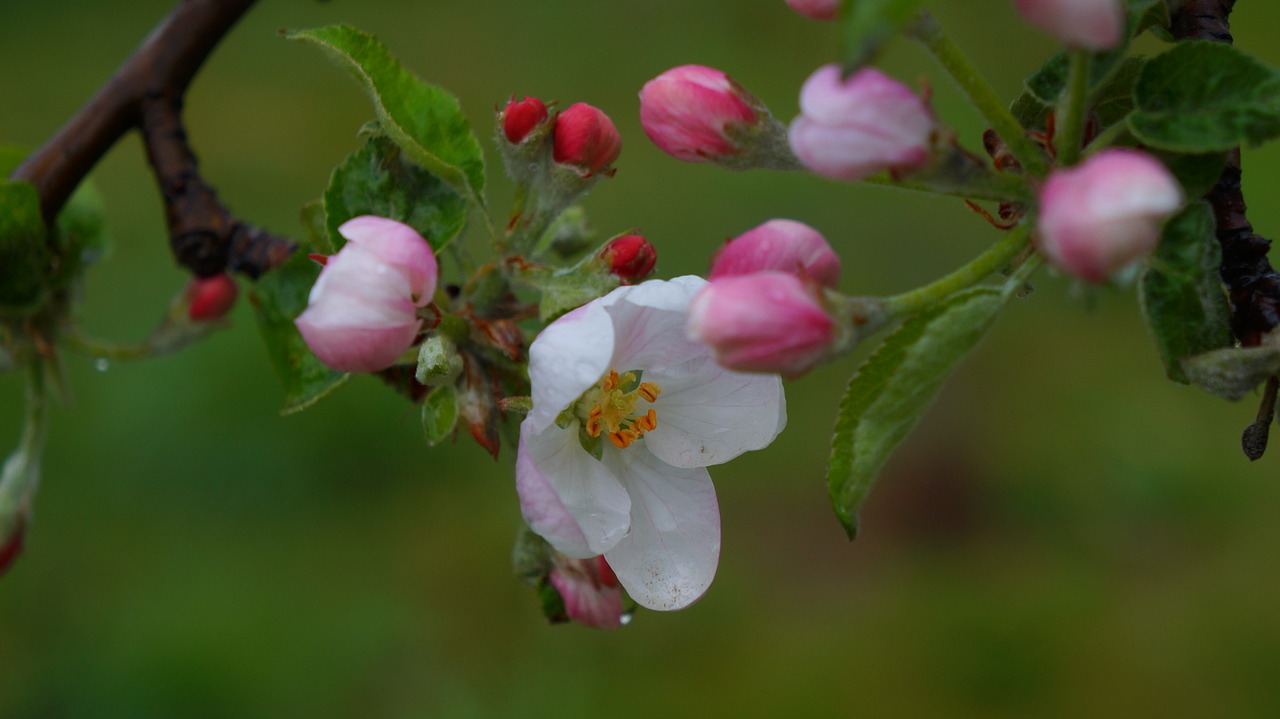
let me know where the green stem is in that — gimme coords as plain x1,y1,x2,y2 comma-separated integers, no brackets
861,166,1032,203
1056,50,1091,167
882,221,1033,317
910,12,1049,177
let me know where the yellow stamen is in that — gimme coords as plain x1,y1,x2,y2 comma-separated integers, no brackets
578,369,664,450
636,408,657,432
637,382,661,403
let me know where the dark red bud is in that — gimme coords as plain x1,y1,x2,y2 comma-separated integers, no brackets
187,274,239,322
592,556,620,589
553,102,621,174
0,516,25,578
601,234,656,281
502,95,549,144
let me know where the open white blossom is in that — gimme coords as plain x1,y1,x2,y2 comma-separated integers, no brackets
517,276,786,610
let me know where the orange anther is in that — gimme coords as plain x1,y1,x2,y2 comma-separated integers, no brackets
636,409,657,432
637,382,661,403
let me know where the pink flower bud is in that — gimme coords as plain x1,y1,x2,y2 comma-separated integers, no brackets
501,95,548,144
785,0,840,21
295,216,438,373
549,555,626,630
1013,0,1125,51
639,65,759,163
553,102,622,176
600,234,657,282
687,271,835,377
186,273,238,321
710,219,841,288
788,65,934,182
1037,149,1183,283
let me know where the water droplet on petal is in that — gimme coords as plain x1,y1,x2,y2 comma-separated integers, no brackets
94,358,110,372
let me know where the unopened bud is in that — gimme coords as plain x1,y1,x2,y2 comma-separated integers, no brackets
1013,0,1125,51
186,273,238,322
789,65,934,182
785,0,840,21
600,234,656,282
687,271,835,377
549,555,627,630
710,219,840,288
553,103,622,176
1037,149,1183,283
295,216,438,373
501,95,549,144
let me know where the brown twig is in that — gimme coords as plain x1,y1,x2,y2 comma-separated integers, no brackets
9,0,293,278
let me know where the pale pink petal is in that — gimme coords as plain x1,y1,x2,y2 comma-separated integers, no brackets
643,360,786,468
516,420,632,557
601,449,720,611
526,301,615,435
601,275,709,372
338,215,438,301
294,317,419,373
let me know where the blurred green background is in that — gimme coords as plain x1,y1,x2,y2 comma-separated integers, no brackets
5,1,1280,716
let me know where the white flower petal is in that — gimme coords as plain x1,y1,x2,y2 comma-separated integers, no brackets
516,420,632,557
601,448,720,611
644,359,786,468
527,301,615,434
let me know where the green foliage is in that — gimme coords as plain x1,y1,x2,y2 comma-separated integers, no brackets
51,180,109,287
841,0,924,72
1130,42,1280,152
287,25,486,207
828,286,1008,539
0,179,50,314
1139,202,1234,384
251,250,351,414
421,385,459,447
1155,151,1227,200
324,133,467,252
1182,344,1280,401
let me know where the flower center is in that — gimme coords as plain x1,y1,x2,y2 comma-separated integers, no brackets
581,370,663,449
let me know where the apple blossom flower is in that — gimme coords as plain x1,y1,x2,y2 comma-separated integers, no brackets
1012,0,1125,51
1036,148,1183,283
788,65,934,182
639,65,760,163
185,273,238,321
295,216,438,373
688,271,835,377
500,95,548,144
786,0,840,21
710,219,840,288
517,276,786,611
599,234,657,282
553,102,622,176
549,555,627,629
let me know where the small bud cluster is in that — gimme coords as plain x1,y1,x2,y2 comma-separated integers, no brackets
688,220,842,377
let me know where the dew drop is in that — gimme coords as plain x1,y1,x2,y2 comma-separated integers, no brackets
619,611,634,626
94,358,110,372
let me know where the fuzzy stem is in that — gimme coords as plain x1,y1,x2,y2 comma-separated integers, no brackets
910,12,1049,177
1055,50,1091,167
881,222,1033,317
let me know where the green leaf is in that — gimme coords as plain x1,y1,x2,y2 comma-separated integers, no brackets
324,133,466,252
1130,41,1280,152
841,0,925,72
251,249,350,414
51,180,109,287
299,199,333,254
1139,202,1234,383
287,25,486,206
1155,151,1226,199
1132,0,1171,38
421,384,459,446
828,286,1008,538
1182,344,1280,401
0,179,50,314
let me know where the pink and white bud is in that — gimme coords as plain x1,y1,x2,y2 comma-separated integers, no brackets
710,219,841,288
687,271,835,377
185,273,238,322
549,555,626,630
553,102,622,176
639,65,760,163
1013,0,1125,51
789,65,935,182
1037,149,1183,283
786,0,841,21
501,95,549,144
295,216,438,373
600,234,657,282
